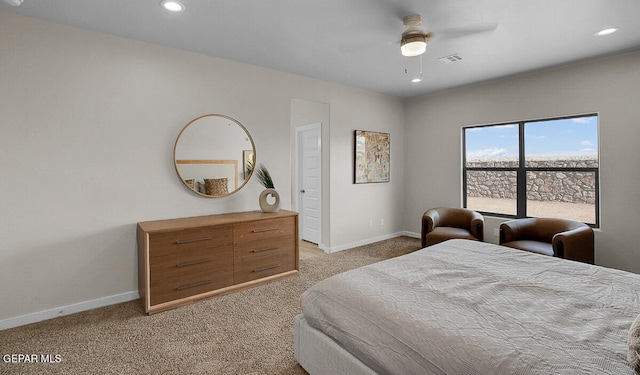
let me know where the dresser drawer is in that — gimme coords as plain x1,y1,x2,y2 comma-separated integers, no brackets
234,236,295,264
149,225,233,258
150,268,233,306
150,245,233,280
234,251,296,284
233,217,295,244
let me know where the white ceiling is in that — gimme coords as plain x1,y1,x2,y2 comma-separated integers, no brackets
2,0,640,98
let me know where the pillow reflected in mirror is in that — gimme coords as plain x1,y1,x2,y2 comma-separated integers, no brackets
204,178,229,197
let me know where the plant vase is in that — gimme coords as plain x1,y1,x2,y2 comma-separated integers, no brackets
259,188,280,213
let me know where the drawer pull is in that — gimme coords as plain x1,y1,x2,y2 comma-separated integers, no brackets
176,258,213,268
252,227,279,233
252,247,279,253
175,237,213,244
253,264,281,273
176,280,213,291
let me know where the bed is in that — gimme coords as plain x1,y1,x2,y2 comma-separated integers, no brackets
295,239,640,374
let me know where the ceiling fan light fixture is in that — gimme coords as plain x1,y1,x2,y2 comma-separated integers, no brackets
400,35,427,57
160,0,185,12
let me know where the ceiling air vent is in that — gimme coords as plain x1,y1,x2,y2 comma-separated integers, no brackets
438,53,462,64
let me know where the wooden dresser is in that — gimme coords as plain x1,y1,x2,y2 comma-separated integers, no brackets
137,210,298,314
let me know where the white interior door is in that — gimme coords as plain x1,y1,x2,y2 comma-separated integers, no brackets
296,123,321,245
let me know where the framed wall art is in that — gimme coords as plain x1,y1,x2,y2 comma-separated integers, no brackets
354,130,390,184
243,149,255,179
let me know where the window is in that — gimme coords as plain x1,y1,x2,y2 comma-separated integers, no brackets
463,114,599,226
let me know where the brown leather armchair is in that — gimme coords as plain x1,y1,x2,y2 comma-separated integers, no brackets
422,207,484,247
499,217,594,264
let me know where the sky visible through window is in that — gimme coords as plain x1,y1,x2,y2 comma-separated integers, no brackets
466,115,598,160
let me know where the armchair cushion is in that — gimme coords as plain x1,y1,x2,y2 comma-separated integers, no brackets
500,240,554,257
500,217,594,264
422,207,484,247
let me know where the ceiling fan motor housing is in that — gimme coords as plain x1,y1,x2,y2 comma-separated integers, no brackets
400,14,431,56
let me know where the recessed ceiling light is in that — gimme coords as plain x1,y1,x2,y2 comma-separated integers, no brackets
160,0,185,12
411,77,422,83
595,27,619,36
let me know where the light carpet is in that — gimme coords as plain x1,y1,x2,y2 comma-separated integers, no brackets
0,236,421,375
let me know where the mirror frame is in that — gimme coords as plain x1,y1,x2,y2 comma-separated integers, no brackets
173,114,256,198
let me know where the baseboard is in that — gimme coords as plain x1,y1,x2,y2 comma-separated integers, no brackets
0,291,139,331
325,232,416,253
402,231,420,239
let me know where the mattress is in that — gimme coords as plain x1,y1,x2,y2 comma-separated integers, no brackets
300,239,640,374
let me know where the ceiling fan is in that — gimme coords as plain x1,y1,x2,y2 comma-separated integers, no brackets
400,14,431,57
397,13,498,58
338,7,498,61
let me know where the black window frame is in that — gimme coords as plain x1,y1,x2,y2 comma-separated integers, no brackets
463,113,599,228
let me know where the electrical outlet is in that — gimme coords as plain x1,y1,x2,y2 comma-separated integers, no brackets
494,228,500,237
369,219,373,228
381,218,384,226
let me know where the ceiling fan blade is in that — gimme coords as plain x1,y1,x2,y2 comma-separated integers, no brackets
339,40,395,54
435,22,499,40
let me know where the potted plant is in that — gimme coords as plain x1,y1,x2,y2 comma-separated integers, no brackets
247,161,280,212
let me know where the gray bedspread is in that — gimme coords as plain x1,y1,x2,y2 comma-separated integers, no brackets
301,239,640,374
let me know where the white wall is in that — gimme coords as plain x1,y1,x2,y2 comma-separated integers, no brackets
0,12,404,326
328,90,405,250
404,51,640,273
289,95,406,253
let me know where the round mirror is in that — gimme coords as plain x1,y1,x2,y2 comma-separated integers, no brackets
174,114,256,197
